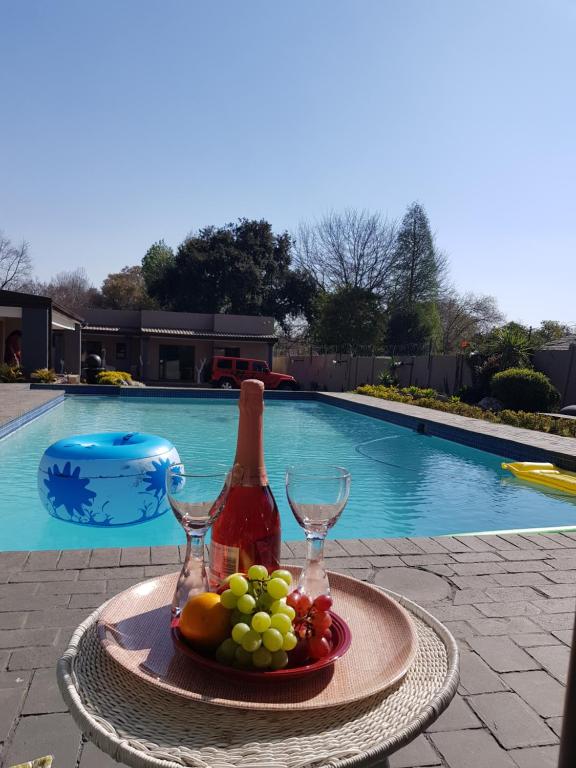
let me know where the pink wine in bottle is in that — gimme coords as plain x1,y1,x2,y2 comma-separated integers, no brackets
208,379,281,588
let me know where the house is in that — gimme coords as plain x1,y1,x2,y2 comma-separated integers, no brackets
0,289,83,374
82,309,277,384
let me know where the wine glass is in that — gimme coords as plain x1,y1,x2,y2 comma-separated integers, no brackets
285,464,351,599
167,463,229,617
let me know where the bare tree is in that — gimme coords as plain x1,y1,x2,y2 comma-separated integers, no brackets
0,232,33,290
294,209,397,296
23,268,101,314
438,290,504,353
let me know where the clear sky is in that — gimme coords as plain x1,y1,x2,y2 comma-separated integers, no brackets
1,0,575,327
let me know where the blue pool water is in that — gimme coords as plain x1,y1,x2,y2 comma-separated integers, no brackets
1,396,575,550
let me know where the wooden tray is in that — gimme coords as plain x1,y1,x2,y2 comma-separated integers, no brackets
97,569,418,711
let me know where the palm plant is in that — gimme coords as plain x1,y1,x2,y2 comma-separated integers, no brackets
481,325,533,370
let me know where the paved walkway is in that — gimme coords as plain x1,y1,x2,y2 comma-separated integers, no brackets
0,384,61,432
0,533,574,768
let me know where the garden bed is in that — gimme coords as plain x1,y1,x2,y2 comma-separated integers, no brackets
356,385,576,438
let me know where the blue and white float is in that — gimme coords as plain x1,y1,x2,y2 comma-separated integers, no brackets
38,432,181,526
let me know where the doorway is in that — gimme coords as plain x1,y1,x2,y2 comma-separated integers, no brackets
159,344,195,381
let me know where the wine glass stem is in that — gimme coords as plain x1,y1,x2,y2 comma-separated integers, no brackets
171,531,207,617
300,532,329,598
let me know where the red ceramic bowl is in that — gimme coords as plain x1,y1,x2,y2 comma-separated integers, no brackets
171,612,352,681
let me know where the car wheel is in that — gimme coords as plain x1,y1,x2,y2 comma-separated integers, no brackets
278,382,295,391
219,379,234,389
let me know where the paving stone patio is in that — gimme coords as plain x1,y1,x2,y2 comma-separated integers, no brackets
0,384,61,432
0,533,574,768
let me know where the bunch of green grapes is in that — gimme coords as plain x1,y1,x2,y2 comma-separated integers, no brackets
215,565,298,670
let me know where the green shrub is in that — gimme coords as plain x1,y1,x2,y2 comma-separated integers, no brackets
0,364,24,383
356,384,576,438
30,368,57,383
96,371,133,386
377,370,399,387
400,386,438,400
490,368,560,412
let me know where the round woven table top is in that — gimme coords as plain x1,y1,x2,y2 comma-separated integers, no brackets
57,586,459,768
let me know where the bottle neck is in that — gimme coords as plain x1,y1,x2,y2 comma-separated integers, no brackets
231,382,268,487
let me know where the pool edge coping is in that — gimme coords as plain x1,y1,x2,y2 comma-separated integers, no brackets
318,392,576,473
0,393,64,442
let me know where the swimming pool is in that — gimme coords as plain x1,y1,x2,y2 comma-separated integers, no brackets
1,396,575,550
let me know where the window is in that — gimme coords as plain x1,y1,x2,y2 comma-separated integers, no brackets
224,347,240,358
116,342,127,360
235,360,249,371
217,359,232,369
252,361,269,372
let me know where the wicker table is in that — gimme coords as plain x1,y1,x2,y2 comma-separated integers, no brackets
57,587,459,768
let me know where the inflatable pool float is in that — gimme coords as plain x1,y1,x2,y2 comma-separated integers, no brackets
38,432,181,526
501,462,576,496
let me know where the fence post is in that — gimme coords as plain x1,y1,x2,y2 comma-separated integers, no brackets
427,354,433,388
562,344,576,407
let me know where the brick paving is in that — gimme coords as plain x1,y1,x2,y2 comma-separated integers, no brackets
0,534,574,767
0,384,62,432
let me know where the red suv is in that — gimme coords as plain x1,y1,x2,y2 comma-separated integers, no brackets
211,357,298,390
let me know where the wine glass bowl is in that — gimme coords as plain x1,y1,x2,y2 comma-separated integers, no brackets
286,464,350,600
166,463,229,617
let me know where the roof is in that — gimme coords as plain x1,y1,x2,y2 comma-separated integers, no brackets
142,328,277,341
83,325,277,342
539,335,576,351
0,289,84,323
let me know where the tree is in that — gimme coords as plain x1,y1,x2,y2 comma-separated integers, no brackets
311,287,385,352
150,219,318,326
531,320,574,349
141,240,175,305
100,265,156,309
386,302,440,350
22,268,100,314
0,231,33,290
438,291,504,353
390,203,447,306
294,209,397,296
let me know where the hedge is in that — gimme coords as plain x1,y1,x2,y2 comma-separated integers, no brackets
491,368,560,412
356,385,576,438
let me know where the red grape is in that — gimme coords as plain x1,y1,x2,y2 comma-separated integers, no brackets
313,594,333,611
298,593,312,613
286,591,301,610
308,636,331,659
311,612,332,631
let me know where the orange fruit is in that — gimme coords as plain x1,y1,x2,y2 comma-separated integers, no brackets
179,592,231,650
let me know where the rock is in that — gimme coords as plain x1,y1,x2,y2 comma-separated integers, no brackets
478,397,503,412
